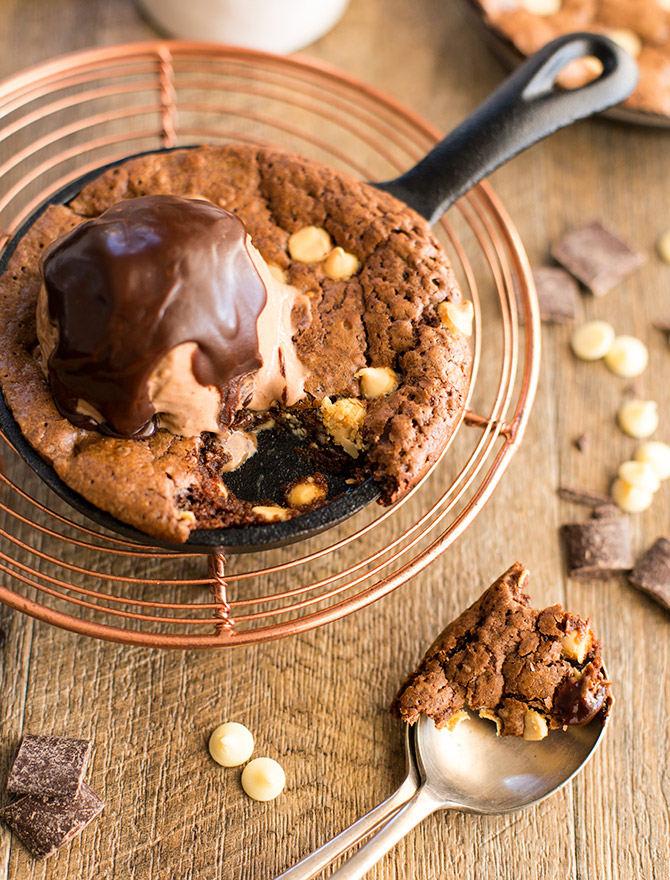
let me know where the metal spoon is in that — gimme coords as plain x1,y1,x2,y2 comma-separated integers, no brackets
279,710,608,879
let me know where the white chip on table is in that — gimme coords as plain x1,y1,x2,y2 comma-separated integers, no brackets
617,460,660,494
635,441,670,480
612,479,654,513
570,320,615,361
241,757,286,801
208,722,254,767
604,336,648,378
617,399,659,439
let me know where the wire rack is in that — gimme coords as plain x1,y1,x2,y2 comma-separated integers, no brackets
0,41,540,648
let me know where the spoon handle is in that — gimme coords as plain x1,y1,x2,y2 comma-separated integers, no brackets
275,772,418,880
375,32,638,224
327,784,443,880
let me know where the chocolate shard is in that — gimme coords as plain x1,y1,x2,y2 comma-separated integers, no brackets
6,734,92,798
652,319,670,334
573,433,590,453
551,221,645,296
0,781,104,859
530,266,581,323
561,518,634,579
558,486,612,508
629,538,670,611
592,504,621,520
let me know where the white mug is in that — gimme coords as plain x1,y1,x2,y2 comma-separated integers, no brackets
136,0,350,54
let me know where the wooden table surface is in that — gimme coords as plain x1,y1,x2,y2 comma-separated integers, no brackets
0,1,669,878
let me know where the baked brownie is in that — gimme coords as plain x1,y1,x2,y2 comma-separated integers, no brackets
471,0,670,117
393,562,611,739
0,145,472,542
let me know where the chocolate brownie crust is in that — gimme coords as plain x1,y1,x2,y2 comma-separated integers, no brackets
0,145,471,542
393,562,611,735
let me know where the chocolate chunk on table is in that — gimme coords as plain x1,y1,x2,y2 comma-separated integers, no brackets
561,517,634,579
558,486,613,508
6,734,91,798
530,266,581,323
573,433,590,453
629,538,670,611
551,221,645,296
0,782,104,859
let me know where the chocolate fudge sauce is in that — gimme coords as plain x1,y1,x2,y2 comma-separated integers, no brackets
40,195,267,437
555,669,609,726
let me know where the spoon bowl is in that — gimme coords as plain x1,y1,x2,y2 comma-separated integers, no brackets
416,709,607,814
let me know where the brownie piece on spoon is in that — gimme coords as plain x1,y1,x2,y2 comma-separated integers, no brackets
393,562,612,740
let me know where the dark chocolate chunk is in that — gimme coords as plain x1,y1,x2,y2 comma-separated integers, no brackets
0,782,104,859
629,537,670,611
561,517,634,579
573,433,590,453
558,486,612,508
653,319,670,334
592,504,621,520
530,266,581,323
7,735,91,798
551,221,645,296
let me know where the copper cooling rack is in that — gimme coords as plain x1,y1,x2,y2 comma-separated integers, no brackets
0,41,540,648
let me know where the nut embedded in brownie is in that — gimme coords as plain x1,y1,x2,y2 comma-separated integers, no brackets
392,562,612,740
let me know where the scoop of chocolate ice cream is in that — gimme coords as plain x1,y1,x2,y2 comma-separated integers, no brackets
37,195,307,439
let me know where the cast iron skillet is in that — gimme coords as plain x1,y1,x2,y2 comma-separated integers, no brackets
0,34,637,553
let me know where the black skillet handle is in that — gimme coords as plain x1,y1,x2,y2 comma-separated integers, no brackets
374,33,638,225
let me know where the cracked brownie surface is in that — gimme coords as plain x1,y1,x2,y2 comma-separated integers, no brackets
0,145,472,542
393,562,612,738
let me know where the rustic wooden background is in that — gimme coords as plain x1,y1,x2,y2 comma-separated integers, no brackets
0,0,669,878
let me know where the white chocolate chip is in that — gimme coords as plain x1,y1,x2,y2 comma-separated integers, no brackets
177,509,196,526
355,366,399,399
323,246,360,280
604,336,648,378
522,0,561,13
618,460,661,494
606,28,642,58
657,0,670,11
635,441,670,481
617,399,659,438
523,710,548,742
438,300,474,337
657,230,670,264
320,397,367,458
208,722,254,767
570,320,615,361
241,757,286,801
561,629,592,664
251,505,291,522
286,477,327,508
611,478,654,513
267,263,288,283
288,226,332,263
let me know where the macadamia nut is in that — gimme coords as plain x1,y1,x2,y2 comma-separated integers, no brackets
604,336,648,378
635,441,670,481
320,397,367,458
617,399,659,438
286,476,327,508
523,710,548,741
209,722,254,767
241,757,286,802
355,366,399,399
288,226,332,263
570,321,615,361
618,460,660,494
323,246,360,280
251,505,291,522
267,263,288,283
561,629,592,664
438,300,474,337
612,478,654,513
